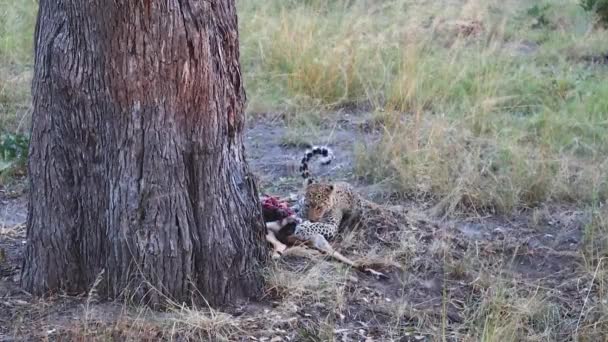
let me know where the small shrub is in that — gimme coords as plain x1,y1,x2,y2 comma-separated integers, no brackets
580,0,608,27
0,132,28,174
526,4,552,29
0,133,28,160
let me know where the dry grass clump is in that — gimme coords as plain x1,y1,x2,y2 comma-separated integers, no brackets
575,205,608,339
165,303,244,340
461,281,563,341
355,113,608,216
0,223,25,238
61,294,244,341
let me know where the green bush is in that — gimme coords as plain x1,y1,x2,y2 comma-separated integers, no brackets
526,4,552,29
0,133,28,173
580,0,608,27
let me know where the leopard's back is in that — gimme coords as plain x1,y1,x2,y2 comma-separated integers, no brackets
330,181,361,213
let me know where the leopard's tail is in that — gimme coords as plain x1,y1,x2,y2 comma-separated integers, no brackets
299,145,334,183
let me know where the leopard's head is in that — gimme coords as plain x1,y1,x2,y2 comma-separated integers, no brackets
304,183,334,222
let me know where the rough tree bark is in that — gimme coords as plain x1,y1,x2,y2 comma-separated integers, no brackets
22,0,267,307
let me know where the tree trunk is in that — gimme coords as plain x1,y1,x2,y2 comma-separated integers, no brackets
22,0,267,307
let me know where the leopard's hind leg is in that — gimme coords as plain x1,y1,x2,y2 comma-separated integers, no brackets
309,234,387,279
309,234,357,267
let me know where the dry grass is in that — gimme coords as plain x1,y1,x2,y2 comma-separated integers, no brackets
53,291,245,341
165,303,244,340
2,0,607,210
2,0,608,340
355,114,608,217
251,206,604,341
240,0,608,214
3,207,606,340
0,223,25,238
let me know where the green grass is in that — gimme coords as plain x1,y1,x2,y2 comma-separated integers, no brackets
0,0,36,65
0,0,36,133
238,0,608,214
3,1,607,212
0,0,35,181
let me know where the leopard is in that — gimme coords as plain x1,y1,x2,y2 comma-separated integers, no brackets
292,145,378,241
287,147,386,276
294,182,359,240
294,181,382,241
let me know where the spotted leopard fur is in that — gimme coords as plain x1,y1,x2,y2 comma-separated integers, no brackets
299,145,334,184
293,146,357,241
288,147,389,276
293,181,381,241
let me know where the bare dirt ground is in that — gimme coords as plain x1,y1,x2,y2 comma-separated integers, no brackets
0,114,595,341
